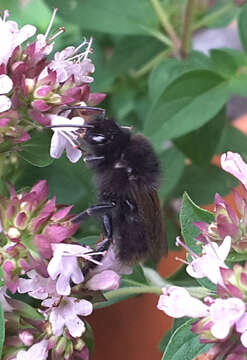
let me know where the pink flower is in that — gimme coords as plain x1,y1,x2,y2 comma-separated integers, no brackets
157,286,209,318
15,339,48,360
236,313,247,347
0,285,13,311
0,10,36,66
18,270,57,300
48,114,84,163
47,243,92,295
89,244,132,276
48,296,93,337
0,180,80,291
186,236,231,285
0,74,13,112
48,37,95,85
86,270,120,291
221,152,247,190
209,298,246,339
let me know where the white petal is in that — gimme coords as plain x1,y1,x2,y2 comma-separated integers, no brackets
47,253,63,280
49,114,84,131
50,309,64,336
73,299,93,316
0,95,11,112
65,315,86,337
211,321,231,339
0,74,13,94
218,236,232,261
15,24,36,47
56,274,71,296
50,131,66,159
71,266,84,285
65,142,82,163
241,331,247,348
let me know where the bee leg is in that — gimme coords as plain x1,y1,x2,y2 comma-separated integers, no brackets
71,203,115,224
81,215,113,276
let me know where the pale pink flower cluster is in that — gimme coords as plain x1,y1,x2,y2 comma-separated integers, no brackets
0,9,105,160
0,179,130,360
158,152,247,359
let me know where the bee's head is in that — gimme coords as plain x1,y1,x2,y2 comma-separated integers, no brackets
81,116,131,160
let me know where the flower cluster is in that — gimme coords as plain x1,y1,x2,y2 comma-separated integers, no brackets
192,152,247,254
157,152,247,360
0,180,131,360
0,9,105,161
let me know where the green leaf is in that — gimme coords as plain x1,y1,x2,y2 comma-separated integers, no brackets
121,264,149,287
159,146,186,201
238,3,247,53
180,193,215,291
84,321,94,359
203,0,239,29
148,59,183,105
19,130,54,167
110,35,164,77
162,319,212,360
167,265,198,287
210,49,240,77
145,70,229,147
217,124,247,156
174,164,238,206
1,0,52,30
180,193,214,252
159,318,191,352
9,298,44,320
227,251,247,263
0,300,4,359
44,0,158,35
17,154,94,213
174,107,226,165
148,53,212,105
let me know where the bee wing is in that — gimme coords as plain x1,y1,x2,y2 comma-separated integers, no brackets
135,189,168,262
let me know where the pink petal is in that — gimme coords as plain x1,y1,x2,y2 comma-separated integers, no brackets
32,100,51,112
221,152,247,190
88,92,106,105
31,180,49,204
87,270,120,291
29,109,50,126
14,130,31,143
35,85,51,97
51,205,73,221
0,117,10,126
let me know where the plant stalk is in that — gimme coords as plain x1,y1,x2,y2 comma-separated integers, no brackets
192,2,235,31
181,0,196,58
150,0,181,57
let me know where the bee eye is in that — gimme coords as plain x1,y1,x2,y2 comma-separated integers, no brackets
92,135,106,143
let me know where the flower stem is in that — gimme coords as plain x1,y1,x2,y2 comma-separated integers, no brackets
181,0,196,58
131,49,172,78
192,2,235,31
150,0,181,57
104,285,163,301
142,26,173,47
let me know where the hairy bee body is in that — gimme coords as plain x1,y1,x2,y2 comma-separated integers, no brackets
74,115,167,265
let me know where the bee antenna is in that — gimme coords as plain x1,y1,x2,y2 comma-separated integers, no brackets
58,105,106,117
45,124,94,129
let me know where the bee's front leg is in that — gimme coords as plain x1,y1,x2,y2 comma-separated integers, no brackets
71,203,115,223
